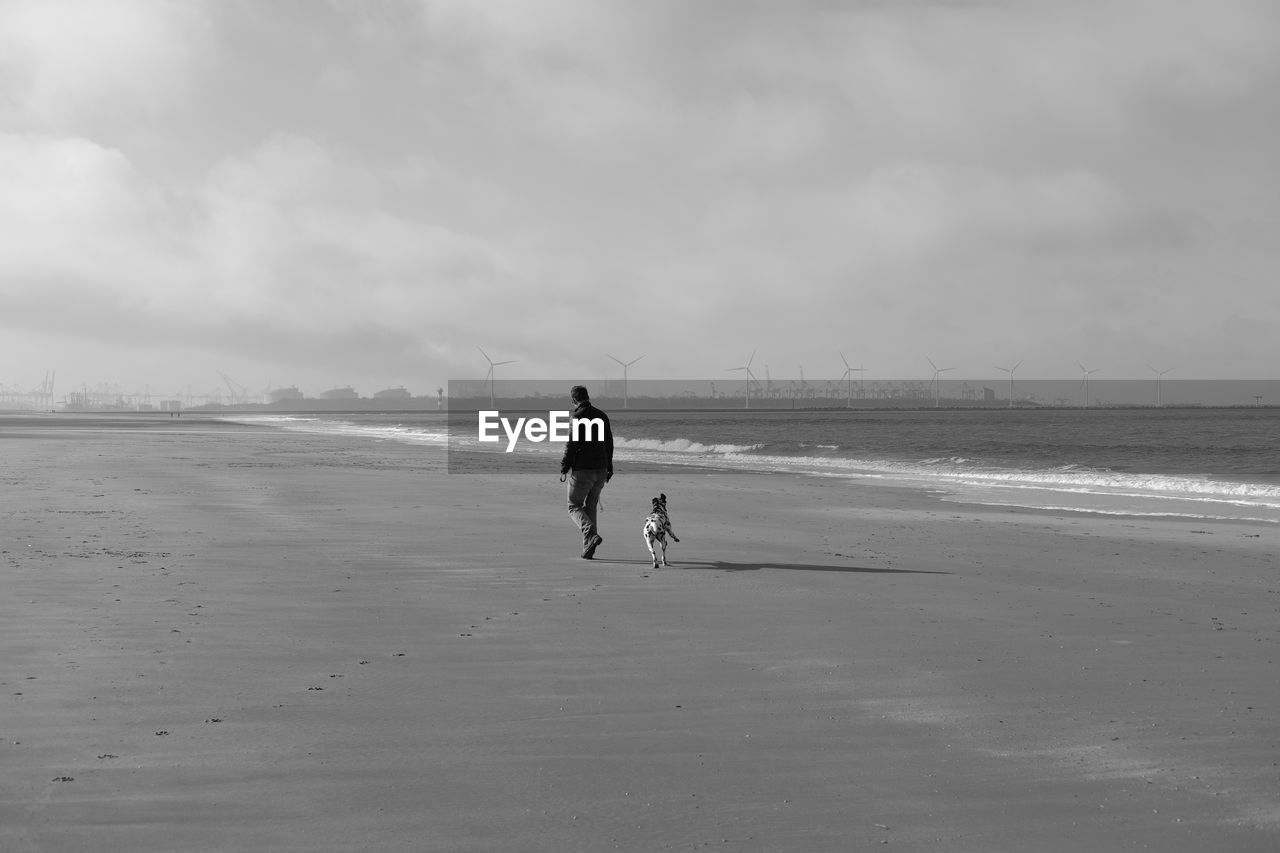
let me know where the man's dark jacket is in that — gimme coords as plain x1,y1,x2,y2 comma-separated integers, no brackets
559,400,613,474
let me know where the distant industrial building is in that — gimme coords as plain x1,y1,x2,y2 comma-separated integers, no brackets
373,386,412,400
320,386,359,400
268,386,304,403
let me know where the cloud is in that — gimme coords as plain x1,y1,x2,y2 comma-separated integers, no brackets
3,1,1279,390
1,130,504,368
0,131,185,305
0,0,208,130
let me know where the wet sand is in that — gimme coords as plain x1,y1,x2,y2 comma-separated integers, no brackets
2,414,1277,851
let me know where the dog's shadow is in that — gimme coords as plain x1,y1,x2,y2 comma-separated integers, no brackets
590,559,948,575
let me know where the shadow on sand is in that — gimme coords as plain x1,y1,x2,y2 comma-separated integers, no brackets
588,558,949,575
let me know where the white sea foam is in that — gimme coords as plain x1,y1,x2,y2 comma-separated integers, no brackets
606,434,1280,522
614,436,762,455
725,451,1280,522
941,499,1279,524
710,450,1280,501
224,415,449,445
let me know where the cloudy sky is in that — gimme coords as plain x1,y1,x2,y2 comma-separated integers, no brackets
2,0,1277,400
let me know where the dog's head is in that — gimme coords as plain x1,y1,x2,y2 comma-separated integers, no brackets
650,493,667,512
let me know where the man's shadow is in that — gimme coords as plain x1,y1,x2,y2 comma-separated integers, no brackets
589,559,948,575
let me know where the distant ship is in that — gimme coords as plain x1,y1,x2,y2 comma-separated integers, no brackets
320,386,359,400
373,386,411,400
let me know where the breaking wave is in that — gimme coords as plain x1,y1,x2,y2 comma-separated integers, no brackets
613,435,1280,521
225,415,449,445
614,436,762,455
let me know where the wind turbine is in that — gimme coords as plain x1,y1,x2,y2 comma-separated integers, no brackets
727,349,758,408
606,353,644,408
839,352,865,408
478,346,514,408
995,360,1022,409
1077,362,1100,408
1148,364,1173,407
926,356,953,408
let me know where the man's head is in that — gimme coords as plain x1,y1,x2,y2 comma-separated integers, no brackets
570,385,590,404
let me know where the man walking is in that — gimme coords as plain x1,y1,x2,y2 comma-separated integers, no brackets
560,385,613,559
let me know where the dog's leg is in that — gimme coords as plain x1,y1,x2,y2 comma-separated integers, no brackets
644,529,659,568
658,535,668,567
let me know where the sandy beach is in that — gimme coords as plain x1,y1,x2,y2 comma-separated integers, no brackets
1,414,1277,852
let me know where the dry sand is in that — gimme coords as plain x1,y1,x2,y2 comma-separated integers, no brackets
1,414,1277,852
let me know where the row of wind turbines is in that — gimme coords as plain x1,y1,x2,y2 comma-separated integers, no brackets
726,351,1172,409
478,347,647,408
479,346,1177,409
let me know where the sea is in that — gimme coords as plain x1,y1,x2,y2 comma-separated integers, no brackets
228,407,1280,525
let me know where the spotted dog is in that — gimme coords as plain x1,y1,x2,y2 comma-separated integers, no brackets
642,493,681,568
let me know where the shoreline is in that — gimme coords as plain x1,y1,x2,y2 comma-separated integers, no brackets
15,409,1280,524
226,408,1280,524
2,419,1277,850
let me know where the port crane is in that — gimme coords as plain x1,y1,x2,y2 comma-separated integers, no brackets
217,372,251,406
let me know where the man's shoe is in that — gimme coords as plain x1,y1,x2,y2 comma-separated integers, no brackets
582,534,603,560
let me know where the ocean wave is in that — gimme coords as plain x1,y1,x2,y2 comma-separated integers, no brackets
614,436,762,454
942,499,1280,524
947,467,1280,502
611,432,1280,502
225,415,449,444
702,450,1280,504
